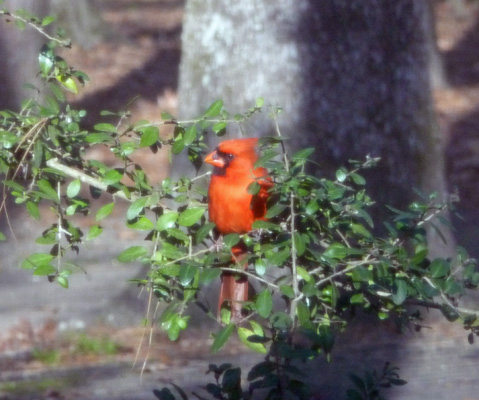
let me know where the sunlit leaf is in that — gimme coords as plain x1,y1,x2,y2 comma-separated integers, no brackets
66,179,81,198
26,201,40,220
21,253,54,270
126,197,147,220
211,324,234,353
56,74,78,94
140,126,159,148
238,327,267,354
86,225,103,240
392,279,408,305
117,246,148,263
157,212,178,231
96,202,114,221
127,216,154,230
256,289,273,318
103,169,123,186
34,264,56,276
203,100,223,118
183,125,197,145
178,208,205,227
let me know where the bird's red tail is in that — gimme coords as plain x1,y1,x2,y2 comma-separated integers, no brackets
219,272,248,322
218,244,248,322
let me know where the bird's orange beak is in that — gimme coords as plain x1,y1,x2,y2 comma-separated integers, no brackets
204,150,226,168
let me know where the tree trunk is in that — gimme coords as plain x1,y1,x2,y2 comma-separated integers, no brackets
0,0,49,110
49,0,105,49
178,0,454,256
0,1,105,111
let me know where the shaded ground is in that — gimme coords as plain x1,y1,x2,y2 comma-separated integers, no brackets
2,1,479,399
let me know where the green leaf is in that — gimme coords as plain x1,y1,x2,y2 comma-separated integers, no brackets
103,169,123,186
0,131,19,149
57,276,69,289
254,258,266,276
296,302,311,326
297,266,311,282
178,208,205,227
36,230,57,245
34,264,56,276
291,147,315,161
96,202,114,221
0,232,6,241
39,48,54,75
126,197,147,220
183,125,197,145
179,264,198,286
252,220,279,231
117,246,148,263
444,278,463,296
280,285,295,299
254,149,277,169
350,293,364,305
171,137,185,154
211,324,234,353
238,327,267,354
21,253,55,270
318,324,335,353
430,258,450,278
335,168,347,182
293,232,305,256
265,204,286,219
56,74,78,94
323,243,348,259
247,181,260,195
140,126,159,148
351,172,366,185
392,279,408,305
85,133,114,144
94,123,117,132
351,223,371,239
161,111,175,120
203,100,223,118
199,268,221,285
270,312,292,330
153,388,176,400
67,179,81,198
256,290,273,318
196,222,215,243
223,233,240,248
212,121,227,134
41,15,55,26
157,212,178,231
86,225,103,240
26,201,40,220
37,179,59,202
127,216,154,230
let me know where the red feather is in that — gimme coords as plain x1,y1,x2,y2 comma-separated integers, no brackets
205,138,271,321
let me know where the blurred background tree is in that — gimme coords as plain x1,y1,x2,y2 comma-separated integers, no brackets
178,0,454,257
0,0,103,110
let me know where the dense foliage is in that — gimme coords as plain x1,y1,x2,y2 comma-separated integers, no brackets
1,6,479,400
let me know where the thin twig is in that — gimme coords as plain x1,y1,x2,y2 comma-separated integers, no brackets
220,267,280,290
0,11,71,47
46,158,136,202
272,111,299,321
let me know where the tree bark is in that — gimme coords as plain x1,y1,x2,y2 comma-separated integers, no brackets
178,0,454,256
0,0,49,110
49,0,105,49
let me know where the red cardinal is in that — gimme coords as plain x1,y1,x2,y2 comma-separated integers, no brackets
204,137,271,321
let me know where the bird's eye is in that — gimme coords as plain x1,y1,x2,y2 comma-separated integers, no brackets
226,153,235,161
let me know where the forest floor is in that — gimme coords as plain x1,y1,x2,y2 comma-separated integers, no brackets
1,1,479,399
